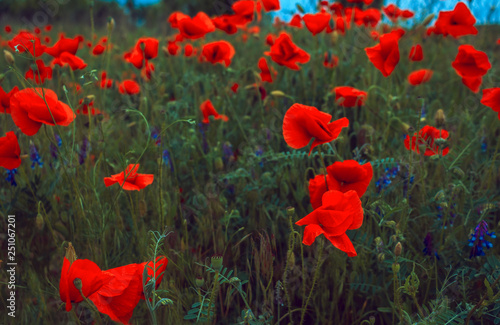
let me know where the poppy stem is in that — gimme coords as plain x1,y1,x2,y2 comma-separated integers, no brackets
299,238,324,325
317,146,329,191
77,287,103,325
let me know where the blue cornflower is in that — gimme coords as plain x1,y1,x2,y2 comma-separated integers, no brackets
222,142,233,164
6,169,17,186
151,126,161,146
30,143,43,169
162,149,174,172
469,220,496,258
423,232,440,260
78,136,89,165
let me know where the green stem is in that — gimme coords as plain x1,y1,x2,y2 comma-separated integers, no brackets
299,238,324,325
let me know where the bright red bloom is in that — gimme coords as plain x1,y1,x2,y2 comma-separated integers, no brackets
323,52,339,68
45,25,52,31
25,59,53,84
201,41,235,67
461,77,482,93
168,11,189,28
10,88,76,136
53,52,87,70
0,131,21,170
92,44,105,55
452,45,491,78
365,29,403,77
212,15,238,35
8,31,46,57
262,0,280,11
59,257,113,312
347,0,373,4
88,256,168,325
303,12,331,36
45,35,82,57
383,4,414,21
433,2,477,38
404,125,449,156
124,37,159,69
481,88,500,119
4,25,12,33
409,44,423,61
334,86,367,107
231,83,239,93
407,69,433,86
309,160,373,210
265,33,275,46
104,164,154,191
99,71,113,89
76,98,103,116
178,12,215,39
296,190,364,257
289,14,302,28
200,99,228,124
167,41,180,55
118,80,140,95
184,44,194,57
354,8,381,28
258,57,273,83
265,32,310,70
231,1,255,26
282,103,349,155
0,86,19,114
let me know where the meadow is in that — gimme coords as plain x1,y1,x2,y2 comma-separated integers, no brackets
0,0,499,324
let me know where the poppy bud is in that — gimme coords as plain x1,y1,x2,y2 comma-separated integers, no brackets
211,255,223,272
434,109,446,128
377,253,385,262
400,122,410,134
65,242,77,264
214,157,223,171
392,262,400,273
286,250,295,266
385,221,396,227
107,17,115,32
3,50,15,66
421,13,435,27
369,316,376,325
286,206,295,217
375,237,382,246
73,278,83,290
330,31,339,45
394,242,402,257
35,213,44,231
195,276,204,287
270,90,285,97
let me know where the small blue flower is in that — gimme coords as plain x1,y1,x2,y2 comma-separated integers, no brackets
469,220,496,258
6,168,17,186
162,149,174,172
30,143,43,169
151,127,161,146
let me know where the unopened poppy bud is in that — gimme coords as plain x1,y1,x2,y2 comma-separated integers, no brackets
195,276,204,287
73,278,83,290
107,17,115,32
400,121,410,134
65,242,77,264
421,13,435,27
434,109,446,128
211,255,223,272
394,242,402,257
286,207,295,217
377,253,385,262
385,221,396,227
451,167,465,179
3,50,15,65
375,237,382,246
392,262,400,273
214,157,223,171
35,213,44,230
407,126,415,134
270,90,285,97
286,250,295,266
330,31,339,45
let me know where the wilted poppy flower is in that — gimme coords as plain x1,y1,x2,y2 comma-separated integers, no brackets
451,45,491,78
309,160,373,209
365,29,403,77
53,52,87,70
0,131,21,170
200,99,228,124
409,44,423,61
88,256,168,324
8,31,46,57
481,88,500,120
10,88,76,136
334,86,367,107
265,32,310,70
104,164,154,191
118,80,140,95
282,103,349,155
0,86,19,114
296,190,364,257
45,35,82,57
289,14,302,28
178,12,215,39
303,12,331,36
258,57,273,83
433,2,477,38
201,41,235,67
408,69,433,86
262,0,280,11
404,125,449,156
124,37,159,69
25,59,53,84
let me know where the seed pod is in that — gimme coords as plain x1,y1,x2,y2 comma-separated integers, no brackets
214,157,224,171
286,206,295,217
434,109,446,128
195,276,204,287
3,50,15,65
394,242,402,257
211,255,223,272
392,262,400,273
35,213,44,231
107,17,115,32
73,278,83,290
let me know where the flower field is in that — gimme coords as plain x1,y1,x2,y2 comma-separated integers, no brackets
0,0,499,324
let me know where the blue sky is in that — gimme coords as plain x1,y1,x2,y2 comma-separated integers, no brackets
117,0,499,24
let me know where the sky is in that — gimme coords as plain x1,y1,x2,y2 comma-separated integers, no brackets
115,0,499,24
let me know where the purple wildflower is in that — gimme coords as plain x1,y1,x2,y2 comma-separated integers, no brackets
6,169,17,186
30,143,43,169
151,126,161,146
162,149,174,172
469,220,496,258
79,136,89,165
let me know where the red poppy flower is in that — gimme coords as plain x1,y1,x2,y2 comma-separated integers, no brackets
25,59,53,84
409,44,423,61
265,32,310,70
334,16,346,34
124,37,159,69
53,52,87,70
404,125,449,156
8,31,46,57
212,15,238,35
0,86,19,114
76,99,103,116
4,25,12,33
354,8,381,28
231,83,239,93
99,71,113,89
262,0,280,11
481,88,500,119
118,80,140,95
309,160,373,209
451,45,491,78
303,12,331,36
0,131,21,170
296,190,364,257
167,41,180,55
282,103,349,155
461,77,481,93
433,2,477,38
178,12,215,39
45,25,52,31
347,0,373,4
200,99,228,124
44,35,82,58
104,164,154,191
231,1,255,26
323,52,339,69
168,11,189,28
383,4,414,21
59,257,113,312
289,14,302,28
334,86,367,107
10,88,76,136
88,256,168,325
258,57,273,83
201,41,235,67
365,29,403,77
92,44,105,55
408,69,433,86
184,44,194,57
